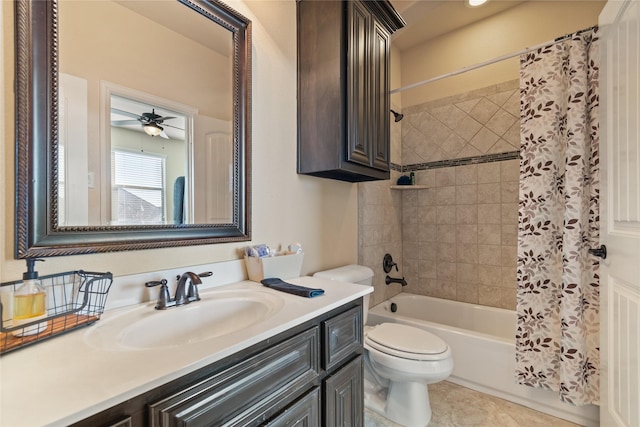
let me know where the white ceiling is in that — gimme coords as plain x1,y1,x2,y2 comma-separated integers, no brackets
113,0,232,57
389,0,526,51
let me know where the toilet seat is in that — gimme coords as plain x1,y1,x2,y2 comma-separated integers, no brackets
365,323,450,361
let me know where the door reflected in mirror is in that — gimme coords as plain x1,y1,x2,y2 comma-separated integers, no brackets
57,0,234,228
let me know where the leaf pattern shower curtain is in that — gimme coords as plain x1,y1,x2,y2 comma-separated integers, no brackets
515,27,600,406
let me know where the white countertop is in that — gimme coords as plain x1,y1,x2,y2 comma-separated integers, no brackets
0,277,372,427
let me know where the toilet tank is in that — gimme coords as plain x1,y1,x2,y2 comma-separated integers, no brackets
313,265,373,323
313,264,374,285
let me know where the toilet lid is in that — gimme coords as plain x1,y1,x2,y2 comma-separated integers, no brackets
366,323,448,358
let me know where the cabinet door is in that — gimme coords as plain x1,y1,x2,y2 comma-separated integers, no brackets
370,19,390,170
347,1,391,172
323,356,364,427
265,388,320,427
346,0,371,167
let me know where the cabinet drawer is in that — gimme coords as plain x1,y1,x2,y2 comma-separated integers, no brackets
265,387,320,427
322,306,362,371
149,327,319,427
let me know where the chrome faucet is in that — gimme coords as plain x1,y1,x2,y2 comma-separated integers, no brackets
145,271,212,310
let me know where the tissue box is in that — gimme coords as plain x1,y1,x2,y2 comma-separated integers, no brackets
245,253,304,282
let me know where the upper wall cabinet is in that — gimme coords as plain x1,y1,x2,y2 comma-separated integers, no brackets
297,0,404,182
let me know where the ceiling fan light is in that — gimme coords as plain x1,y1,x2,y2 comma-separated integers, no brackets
467,0,488,6
143,122,163,137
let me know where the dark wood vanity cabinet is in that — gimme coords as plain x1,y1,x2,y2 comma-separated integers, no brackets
297,0,404,182
72,300,363,427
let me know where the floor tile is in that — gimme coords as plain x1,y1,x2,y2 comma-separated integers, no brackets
364,381,581,427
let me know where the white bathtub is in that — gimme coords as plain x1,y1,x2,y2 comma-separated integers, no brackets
367,293,599,427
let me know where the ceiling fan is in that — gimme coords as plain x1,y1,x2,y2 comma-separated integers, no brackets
111,108,180,139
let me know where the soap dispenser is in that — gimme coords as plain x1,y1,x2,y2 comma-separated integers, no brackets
12,258,48,336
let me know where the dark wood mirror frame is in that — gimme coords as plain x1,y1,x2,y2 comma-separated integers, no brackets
14,0,251,258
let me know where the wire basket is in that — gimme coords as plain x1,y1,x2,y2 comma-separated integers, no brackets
0,270,113,355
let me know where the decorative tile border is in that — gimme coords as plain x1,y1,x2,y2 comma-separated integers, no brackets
390,162,403,172
401,151,520,172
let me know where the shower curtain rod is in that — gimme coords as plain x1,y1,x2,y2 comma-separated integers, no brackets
390,25,598,95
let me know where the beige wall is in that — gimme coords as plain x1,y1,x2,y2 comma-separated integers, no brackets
398,1,605,107
1,0,358,282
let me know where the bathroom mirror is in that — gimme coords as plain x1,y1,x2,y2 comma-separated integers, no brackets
15,0,251,257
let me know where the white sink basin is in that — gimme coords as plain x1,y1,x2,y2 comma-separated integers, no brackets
84,289,285,350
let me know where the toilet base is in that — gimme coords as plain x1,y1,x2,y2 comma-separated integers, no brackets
364,377,432,427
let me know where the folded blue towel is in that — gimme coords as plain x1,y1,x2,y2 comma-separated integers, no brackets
396,175,411,185
261,278,325,298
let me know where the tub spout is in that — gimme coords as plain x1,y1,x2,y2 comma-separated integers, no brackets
385,275,407,286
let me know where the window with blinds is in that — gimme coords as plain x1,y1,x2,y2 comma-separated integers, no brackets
111,149,166,224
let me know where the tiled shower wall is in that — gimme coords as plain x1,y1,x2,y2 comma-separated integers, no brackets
402,160,519,310
399,79,522,310
358,175,404,307
358,80,522,310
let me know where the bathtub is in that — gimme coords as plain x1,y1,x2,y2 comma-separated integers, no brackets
367,293,599,427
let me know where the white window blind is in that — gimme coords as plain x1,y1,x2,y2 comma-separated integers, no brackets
111,149,166,224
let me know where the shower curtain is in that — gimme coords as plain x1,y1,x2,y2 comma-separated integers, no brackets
515,27,600,406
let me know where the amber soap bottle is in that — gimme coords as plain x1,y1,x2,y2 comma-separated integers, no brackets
12,259,48,336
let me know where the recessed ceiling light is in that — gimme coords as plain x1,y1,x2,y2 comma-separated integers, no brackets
467,0,488,7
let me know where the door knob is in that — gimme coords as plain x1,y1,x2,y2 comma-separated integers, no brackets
588,245,607,259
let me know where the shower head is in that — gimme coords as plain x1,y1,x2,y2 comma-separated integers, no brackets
390,109,404,122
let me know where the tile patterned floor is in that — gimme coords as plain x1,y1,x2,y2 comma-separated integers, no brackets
364,381,581,427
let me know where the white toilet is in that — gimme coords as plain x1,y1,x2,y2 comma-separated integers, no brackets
314,265,453,427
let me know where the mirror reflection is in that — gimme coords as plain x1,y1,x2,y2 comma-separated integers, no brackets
57,0,234,227
14,0,251,258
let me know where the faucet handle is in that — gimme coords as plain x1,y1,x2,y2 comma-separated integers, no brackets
145,279,171,310
383,253,398,273
145,279,168,288
187,272,211,301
